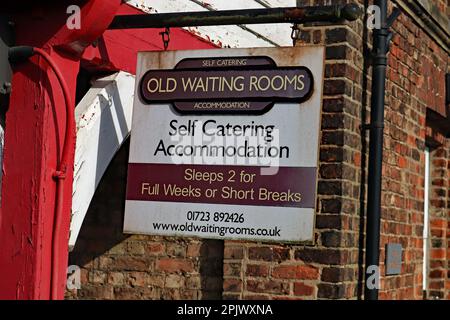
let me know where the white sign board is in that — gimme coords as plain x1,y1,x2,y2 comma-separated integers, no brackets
124,46,324,242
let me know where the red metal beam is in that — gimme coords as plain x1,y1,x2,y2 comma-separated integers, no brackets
0,0,216,300
81,4,218,74
0,0,121,300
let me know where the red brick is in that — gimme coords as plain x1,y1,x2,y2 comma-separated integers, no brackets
146,242,165,256
246,280,290,295
186,242,202,257
272,264,319,280
107,256,151,272
223,279,242,293
224,263,241,277
165,274,185,288
243,294,270,300
156,258,194,273
248,246,289,261
224,246,244,260
430,219,446,229
79,285,114,300
295,248,341,265
429,249,445,260
126,272,147,287
246,264,269,277
294,283,314,296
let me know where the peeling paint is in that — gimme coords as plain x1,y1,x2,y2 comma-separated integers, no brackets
127,0,294,47
70,71,135,249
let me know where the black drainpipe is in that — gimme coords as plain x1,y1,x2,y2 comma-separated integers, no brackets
364,0,400,300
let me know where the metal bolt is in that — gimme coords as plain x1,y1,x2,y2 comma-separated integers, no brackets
342,3,363,21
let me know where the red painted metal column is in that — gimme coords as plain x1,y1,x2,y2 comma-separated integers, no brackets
0,48,79,300
0,0,121,299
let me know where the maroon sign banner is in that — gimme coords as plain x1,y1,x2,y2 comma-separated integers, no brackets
139,57,314,113
127,163,317,208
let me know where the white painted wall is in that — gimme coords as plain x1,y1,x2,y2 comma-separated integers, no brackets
70,72,135,249
126,0,296,47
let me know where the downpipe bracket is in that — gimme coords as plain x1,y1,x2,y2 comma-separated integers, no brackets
361,122,385,131
53,170,67,180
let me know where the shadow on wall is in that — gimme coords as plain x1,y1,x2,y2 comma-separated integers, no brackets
68,138,224,300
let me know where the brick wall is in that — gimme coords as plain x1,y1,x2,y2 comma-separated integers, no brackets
426,133,449,299
219,0,365,299
66,140,224,300
380,0,449,299
221,0,449,300
222,0,367,299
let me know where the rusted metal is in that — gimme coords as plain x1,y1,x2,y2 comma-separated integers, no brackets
108,4,362,30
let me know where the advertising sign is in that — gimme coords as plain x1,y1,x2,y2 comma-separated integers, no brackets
124,46,324,242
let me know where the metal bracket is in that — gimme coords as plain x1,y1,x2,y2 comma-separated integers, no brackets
386,7,401,52
108,4,363,30
159,27,170,50
387,6,401,29
291,24,300,46
361,122,385,131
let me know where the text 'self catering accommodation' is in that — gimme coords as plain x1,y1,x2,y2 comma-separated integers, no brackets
0,0,448,300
